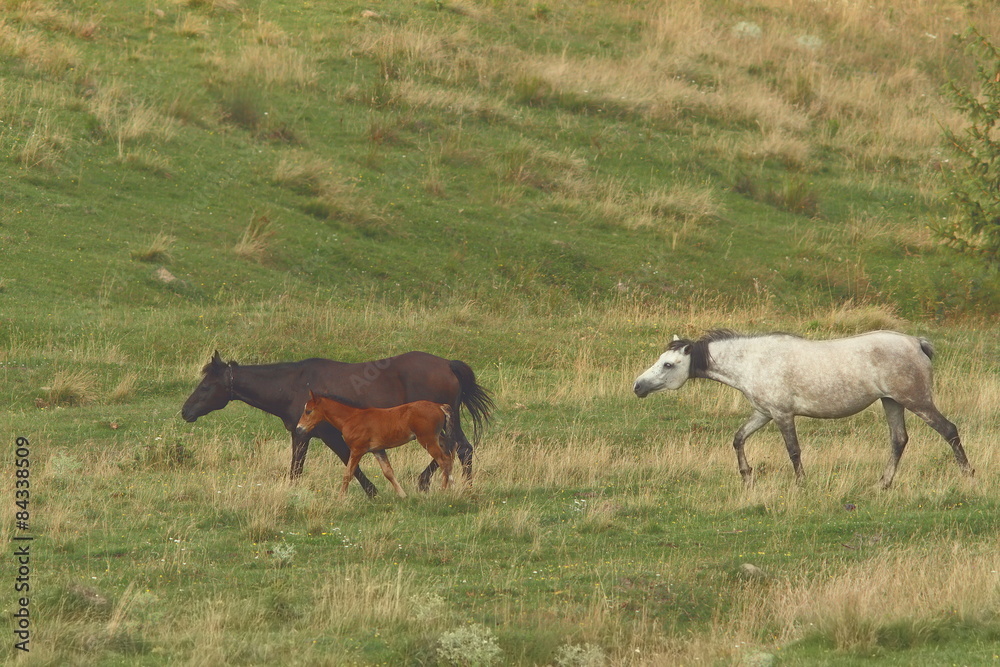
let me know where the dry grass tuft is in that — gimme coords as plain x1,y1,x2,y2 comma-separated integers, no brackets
272,150,383,227
130,232,175,263
761,542,1000,651
208,44,317,88
44,370,98,407
233,213,276,262
175,12,211,38
819,301,904,334
594,179,722,246
245,16,287,45
109,371,139,404
309,565,414,632
0,21,81,75
493,139,588,193
88,83,178,155
15,109,69,170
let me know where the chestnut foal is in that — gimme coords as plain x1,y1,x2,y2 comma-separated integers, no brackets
295,391,455,497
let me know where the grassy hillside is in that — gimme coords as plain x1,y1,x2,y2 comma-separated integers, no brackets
2,0,1000,320
3,1,1000,665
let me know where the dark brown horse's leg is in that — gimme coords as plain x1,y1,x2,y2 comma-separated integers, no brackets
732,411,771,486
879,398,908,489
290,435,309,480
450,418,474,482
773,415,805,485
417,460,438,492
456,440,473,481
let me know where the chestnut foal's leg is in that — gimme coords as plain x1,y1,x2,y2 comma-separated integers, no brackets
418,434,454,490
371,451,407,498
340,450,366,497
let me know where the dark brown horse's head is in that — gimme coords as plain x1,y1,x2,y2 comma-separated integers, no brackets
181,351,234,422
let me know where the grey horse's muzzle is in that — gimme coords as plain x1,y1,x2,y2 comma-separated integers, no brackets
633,381,651,398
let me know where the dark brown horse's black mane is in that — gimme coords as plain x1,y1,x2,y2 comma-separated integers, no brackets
668,329,801,377
314,392,366,409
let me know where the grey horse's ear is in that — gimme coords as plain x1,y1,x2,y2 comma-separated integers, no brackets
681,344,691,355
672,335,680,341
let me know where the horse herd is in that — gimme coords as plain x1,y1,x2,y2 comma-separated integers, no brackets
181,330,974,497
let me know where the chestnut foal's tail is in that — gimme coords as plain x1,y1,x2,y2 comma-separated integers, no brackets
440,405,457,455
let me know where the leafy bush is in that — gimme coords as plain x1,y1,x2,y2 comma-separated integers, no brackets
937,28,1000,261
437,624,503,666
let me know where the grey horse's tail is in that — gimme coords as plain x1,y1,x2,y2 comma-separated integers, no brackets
919,338,935,360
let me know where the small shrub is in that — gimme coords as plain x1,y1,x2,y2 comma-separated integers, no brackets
512,73,550,106
554,643,607,667
767,176,820,217
367,115,400,145
268,541,296,568
134,438,194,470
437,623,503,666
218,83,263,130
410,592,447,621
48,452,83,479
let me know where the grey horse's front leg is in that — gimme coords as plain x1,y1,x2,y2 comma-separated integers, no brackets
733,411,772,486
773,415,805,484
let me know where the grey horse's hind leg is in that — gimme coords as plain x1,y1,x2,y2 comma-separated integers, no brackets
910,404,975,478
773,414,805,485
733,410,772,486
879,398,909,489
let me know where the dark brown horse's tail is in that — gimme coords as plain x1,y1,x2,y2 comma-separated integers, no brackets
448,360,494,443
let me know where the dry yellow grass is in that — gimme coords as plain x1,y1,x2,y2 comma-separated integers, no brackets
130,232,175,263
208,43,317,88
45,369,98,407
232,214,276,262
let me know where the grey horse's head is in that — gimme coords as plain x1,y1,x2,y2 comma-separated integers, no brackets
633,336,693,398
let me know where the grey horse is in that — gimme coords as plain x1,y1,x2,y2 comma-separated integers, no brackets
633,329,974,488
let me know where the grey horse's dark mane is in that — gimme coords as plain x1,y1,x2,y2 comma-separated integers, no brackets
668,329,801,377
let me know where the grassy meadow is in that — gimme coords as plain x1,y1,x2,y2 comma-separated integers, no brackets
2,0,1000,664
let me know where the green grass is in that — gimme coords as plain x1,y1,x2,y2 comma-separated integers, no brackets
3,0,1000,664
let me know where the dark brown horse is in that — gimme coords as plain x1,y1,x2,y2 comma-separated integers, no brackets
181,351,493,496
296,391,455,498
